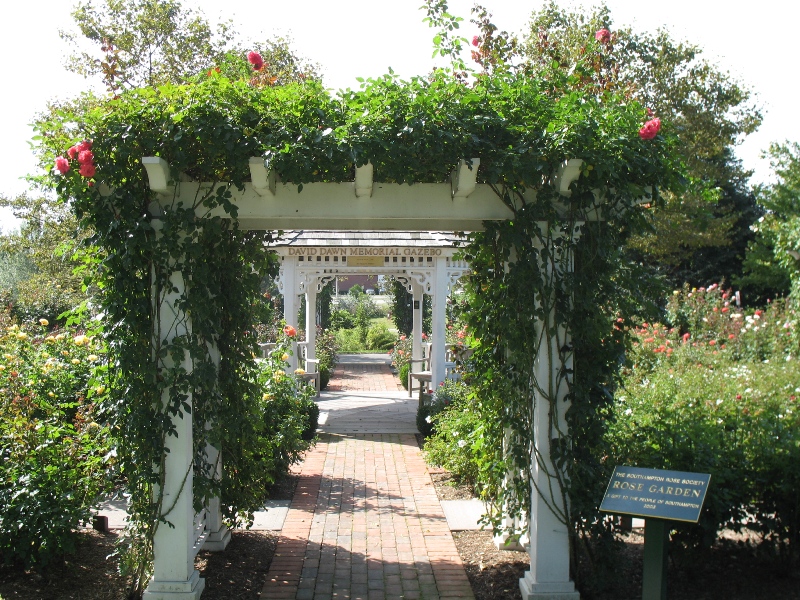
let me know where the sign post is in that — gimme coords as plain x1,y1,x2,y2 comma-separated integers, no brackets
600,466,711,600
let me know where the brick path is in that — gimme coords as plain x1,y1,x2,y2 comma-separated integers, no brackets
260,359,474,600
326,355,403,393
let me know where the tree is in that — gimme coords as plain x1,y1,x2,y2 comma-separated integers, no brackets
61,0,235,90
740,142,800,300
0,193,87,323
60,0,320,93
521,2,762,285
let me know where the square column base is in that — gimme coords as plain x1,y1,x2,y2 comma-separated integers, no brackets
203,525,231,551
520,572,580,600
143,569,205,599
494,531,529,552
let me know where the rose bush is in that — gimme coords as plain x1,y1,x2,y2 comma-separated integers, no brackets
611,285,800,566
220,331,316,527
422,380,481,488
0,319,113,569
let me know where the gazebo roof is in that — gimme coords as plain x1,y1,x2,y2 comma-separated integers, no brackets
274,230,466,248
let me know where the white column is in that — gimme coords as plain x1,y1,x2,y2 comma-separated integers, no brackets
305,287,317,362
411,282,423,368
430,256,448,388
144,222,204,599
494,426,530,551
202,342,231,552
202,445,230,552
280,257,299,370
520,227,580,600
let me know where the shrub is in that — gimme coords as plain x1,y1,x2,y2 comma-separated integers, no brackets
221,336,315,526
354,299,371,346
0,321,113,569
391,335,412,372
330,309,354,331
366,322,396,351
301,399,320,441
399,362,410,390
422,382,479,485
614,286,800,562
315,326,338,389
10,273,85,325
334,328,361,352
336,294,382,319
417,402,435,437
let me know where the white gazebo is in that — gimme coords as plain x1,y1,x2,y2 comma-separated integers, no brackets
273,230,469,388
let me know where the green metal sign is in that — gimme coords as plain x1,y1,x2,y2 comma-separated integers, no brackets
600,466,711,523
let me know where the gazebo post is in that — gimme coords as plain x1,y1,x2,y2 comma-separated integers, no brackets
411,281,423,372
430,256,448,388
280,256,299,370
305,286,317,361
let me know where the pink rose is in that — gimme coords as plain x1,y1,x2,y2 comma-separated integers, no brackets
472,35,480,47
67,146,79,159
76,140,92,153
78,150,94,165
79,162,96,178
595,28,611,44
55,156,70,174
247,51,264,71
639,118,661,140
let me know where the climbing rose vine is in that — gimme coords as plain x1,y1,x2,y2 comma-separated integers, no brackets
595,28,611,44
55,139,96,179
247,51,264,71
639,118,662,140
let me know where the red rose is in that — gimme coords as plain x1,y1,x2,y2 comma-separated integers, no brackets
472,35,480,47
78,150,94,165
55,156,70,174
639,118,661,140
595,28,611,44
283,324,297,337
76,140,92,153
79,163,96,178
67,145,79,159
247,51,264,71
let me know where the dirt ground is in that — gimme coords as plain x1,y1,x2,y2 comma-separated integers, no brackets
2,468,799,600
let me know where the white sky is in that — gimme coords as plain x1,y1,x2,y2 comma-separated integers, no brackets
1,0,798,231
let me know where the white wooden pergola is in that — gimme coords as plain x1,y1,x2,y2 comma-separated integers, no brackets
139,156,586,600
